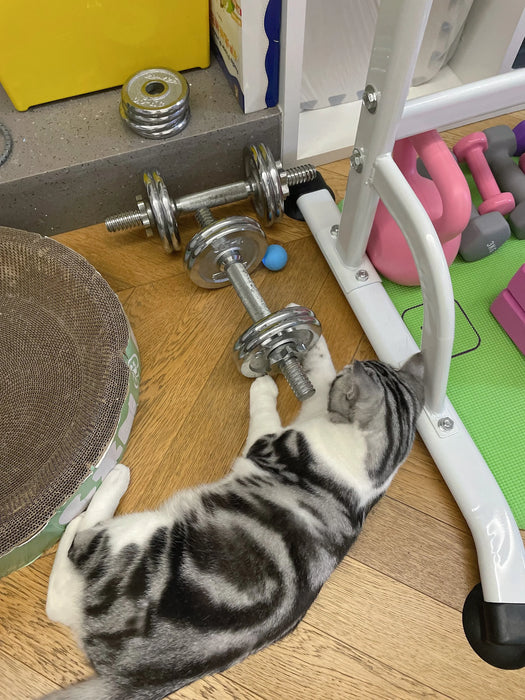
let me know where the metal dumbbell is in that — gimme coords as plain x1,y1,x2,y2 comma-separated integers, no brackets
105,143,317,253
184,208,321,401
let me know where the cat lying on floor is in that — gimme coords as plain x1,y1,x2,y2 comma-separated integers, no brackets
43,336,424,700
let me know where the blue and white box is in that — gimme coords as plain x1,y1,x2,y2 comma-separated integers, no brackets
210,0,281,113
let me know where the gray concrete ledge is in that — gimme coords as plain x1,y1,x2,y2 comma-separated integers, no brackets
0,59,281,235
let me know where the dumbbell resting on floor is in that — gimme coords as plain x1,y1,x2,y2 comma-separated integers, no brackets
184,208,321,401
104,144,317,253
459,204,511,262
453,132,514,216
484,125,525,240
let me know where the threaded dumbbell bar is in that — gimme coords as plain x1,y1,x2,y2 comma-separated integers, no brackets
105,143,317,253
185,208,321,401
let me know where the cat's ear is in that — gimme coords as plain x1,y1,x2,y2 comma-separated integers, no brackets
400,352,424,379
350,362,383,426
398,352,425,404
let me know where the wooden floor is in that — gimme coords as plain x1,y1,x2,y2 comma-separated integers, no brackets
1,112,525,699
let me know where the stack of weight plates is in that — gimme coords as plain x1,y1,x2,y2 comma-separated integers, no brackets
120,67,190,139
0,228,140,577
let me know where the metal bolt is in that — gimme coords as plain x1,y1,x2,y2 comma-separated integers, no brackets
330,224,339,238
105,144,317,252
355,269,369,282
438,417,455,432
350,147,365,173
362,84,379,114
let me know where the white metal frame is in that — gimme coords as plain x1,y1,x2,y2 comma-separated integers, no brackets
292,0,525,604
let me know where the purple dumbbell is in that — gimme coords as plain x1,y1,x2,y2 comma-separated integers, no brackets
513,120,525,156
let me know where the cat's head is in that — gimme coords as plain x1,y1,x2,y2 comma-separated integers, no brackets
328,352,425,428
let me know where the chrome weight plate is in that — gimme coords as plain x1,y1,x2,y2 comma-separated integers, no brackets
243,144,287,225
143,170,180,252
234,306,322,378
184,216,267,289
120,68,190,139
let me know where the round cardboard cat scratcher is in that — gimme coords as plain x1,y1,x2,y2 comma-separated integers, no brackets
0,228,141,577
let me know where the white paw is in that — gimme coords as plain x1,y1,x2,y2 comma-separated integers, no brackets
84,464,130,521
103,463,131,491
251,375,278,399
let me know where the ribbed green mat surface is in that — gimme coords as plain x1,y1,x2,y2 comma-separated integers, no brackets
383,234,525,528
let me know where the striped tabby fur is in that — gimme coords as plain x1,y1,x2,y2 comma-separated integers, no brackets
43,337,424,699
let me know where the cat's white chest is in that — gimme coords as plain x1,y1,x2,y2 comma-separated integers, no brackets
300,419,374,495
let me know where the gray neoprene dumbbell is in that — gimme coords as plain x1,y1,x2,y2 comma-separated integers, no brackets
484,125,525,239
459,204,511,262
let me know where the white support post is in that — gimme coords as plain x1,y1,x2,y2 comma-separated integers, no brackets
337,0,432,267
372,155,454,414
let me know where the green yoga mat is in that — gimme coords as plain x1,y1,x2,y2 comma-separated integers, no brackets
379,166,525,529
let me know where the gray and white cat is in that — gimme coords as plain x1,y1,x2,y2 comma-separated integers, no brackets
43,337,424,700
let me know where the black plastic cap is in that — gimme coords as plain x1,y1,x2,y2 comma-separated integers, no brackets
463,583,525,669
284,172,336,221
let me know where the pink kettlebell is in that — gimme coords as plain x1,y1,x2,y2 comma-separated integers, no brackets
367,129,472,286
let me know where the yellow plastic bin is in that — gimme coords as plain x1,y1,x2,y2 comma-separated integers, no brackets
0,1,210,111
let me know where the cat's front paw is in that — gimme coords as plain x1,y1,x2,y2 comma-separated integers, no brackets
251,375,278,400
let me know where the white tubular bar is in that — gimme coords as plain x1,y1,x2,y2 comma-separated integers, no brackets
337,0,432,268
372,154,454,415
399,68,525,139
297,188,525,604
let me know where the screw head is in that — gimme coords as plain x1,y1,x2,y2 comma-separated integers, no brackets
330,224,339,238
355,269,369,282
350,147,365,173
438,417,454,432
362,84,378,113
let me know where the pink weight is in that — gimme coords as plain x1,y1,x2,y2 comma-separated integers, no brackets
453,131,515,215
491,289,525,355
367,129,471,286
478,192,514,216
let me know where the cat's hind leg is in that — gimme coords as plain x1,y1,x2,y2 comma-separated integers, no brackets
243,375,282,454
296,335,337,421
46,464,130,628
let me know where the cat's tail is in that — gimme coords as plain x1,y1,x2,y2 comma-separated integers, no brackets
40,676,161,700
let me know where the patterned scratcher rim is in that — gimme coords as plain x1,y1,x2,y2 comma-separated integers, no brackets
0,329,140,578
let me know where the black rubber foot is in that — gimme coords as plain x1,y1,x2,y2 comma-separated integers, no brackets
462,583,525,669
284,172,336,221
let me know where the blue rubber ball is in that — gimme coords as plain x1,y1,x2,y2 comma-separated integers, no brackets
262,244,288,271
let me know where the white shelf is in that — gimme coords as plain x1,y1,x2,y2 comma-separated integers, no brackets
281,0,525,167
295,66,464,165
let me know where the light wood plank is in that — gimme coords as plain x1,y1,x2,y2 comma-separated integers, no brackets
221,620,448,700
349,495,479,611
0,649,60,699
309,557,525,700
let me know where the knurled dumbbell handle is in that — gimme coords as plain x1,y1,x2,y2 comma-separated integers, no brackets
224,260,315,401
225,260,271,321
176,180,254,214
